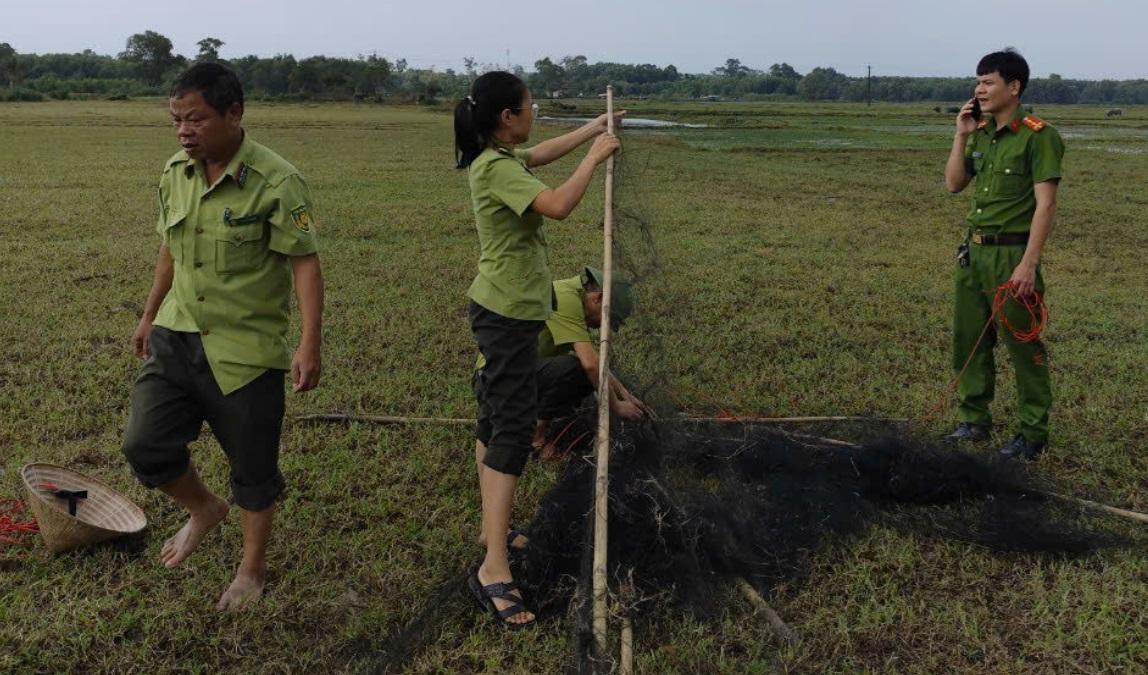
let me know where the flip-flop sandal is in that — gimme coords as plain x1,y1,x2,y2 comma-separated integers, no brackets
467,572,536,631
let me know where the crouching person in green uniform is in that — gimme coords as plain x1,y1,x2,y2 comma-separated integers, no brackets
942,49,1064,460
455,71,619,629
121,63,324,610
532,266,651,454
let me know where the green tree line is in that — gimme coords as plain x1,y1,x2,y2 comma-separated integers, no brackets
2,35,1147,105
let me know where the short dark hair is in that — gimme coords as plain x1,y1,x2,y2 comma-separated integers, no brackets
977,48,1030,96
170,63,244,116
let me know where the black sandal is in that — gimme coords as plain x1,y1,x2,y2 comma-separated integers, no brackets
467,572,536,631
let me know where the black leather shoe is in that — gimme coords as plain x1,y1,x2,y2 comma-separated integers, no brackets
999,434,1045,460
943,422,990,444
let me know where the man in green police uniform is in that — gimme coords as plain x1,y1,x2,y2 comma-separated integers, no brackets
942,49,1064,460
121,63,324,610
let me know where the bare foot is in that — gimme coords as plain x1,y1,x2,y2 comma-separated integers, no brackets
477,564,534,626
215,565,266,611
160,496,229,568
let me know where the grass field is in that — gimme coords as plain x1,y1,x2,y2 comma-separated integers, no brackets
1,97,1147,673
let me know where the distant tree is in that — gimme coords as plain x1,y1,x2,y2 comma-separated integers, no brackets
716,58,749,77
1079,79,1118,104
561,54,588,81
1028,73,1076,104
357,53,390,97
769,62,801,80
289,57,323,94
196,37,224,63
0,42,16,87
119,30,179,85
463,56,478,78
798,66,847,100
534,57,565,96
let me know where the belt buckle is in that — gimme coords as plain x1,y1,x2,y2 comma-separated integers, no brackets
972,232,984,245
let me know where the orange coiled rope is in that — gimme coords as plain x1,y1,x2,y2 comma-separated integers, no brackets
928,281,1049,419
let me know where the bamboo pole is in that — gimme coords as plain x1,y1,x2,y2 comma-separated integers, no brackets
1049,493,1148,525
592,84,617,658
295,413,901,427
620,613,634,675
294,418,1148,527
736,577,799,644
294,413,472,425
682,415,908,425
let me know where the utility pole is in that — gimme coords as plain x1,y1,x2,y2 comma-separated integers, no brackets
867,64,872,107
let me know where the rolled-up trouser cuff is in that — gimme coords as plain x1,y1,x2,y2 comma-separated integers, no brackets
129,459,192,490
483,442,530,476
120,327,287,507
232,471,286,511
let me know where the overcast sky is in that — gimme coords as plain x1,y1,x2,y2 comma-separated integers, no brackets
5,0,1145,79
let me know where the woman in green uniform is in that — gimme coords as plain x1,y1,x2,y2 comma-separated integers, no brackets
455,71,619,629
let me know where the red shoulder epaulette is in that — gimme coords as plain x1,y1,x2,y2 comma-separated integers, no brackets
1021,115,1046,132
976,119,989,130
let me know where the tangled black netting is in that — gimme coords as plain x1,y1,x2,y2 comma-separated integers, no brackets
365,416,1124,674
518,418,1122,662
360,137,1127,674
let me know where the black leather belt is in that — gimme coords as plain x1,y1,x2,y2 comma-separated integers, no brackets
971,231,1029,246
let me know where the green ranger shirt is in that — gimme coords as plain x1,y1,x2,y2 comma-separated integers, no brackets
153,134,318,395
538,275,592,359
466,146,552,321
964,109,1065,233
476,275,592,369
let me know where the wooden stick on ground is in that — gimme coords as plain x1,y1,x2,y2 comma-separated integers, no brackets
295,415,1148,525
736,577,799,645
295,413,900,427
592,84,617,658
294,413,472,425
683,415,908,424
1049,493,1148,525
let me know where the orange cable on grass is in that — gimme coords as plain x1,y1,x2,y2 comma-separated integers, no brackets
926,281,1049,421
0,498,39,546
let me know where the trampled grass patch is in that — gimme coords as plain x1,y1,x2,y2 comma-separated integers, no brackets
1,99,1146,673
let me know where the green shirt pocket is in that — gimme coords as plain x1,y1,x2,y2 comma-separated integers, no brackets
215,222,267,274
994,159,1030,195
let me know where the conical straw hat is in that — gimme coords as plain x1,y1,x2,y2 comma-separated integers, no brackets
20,463,147,554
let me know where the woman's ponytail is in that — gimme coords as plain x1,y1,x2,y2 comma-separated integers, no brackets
453,71,528,169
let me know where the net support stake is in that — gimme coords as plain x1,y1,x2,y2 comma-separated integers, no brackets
592,84,616,657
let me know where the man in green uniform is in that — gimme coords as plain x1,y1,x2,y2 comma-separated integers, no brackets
942,49,1064,460
474,266,650,458
533,266,651,451
121,63,324,610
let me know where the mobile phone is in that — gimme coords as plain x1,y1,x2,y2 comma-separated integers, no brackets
971,98,981,121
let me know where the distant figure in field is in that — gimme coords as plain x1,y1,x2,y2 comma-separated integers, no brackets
121,63,325,610
1106,108,1123,117
454,71,621,629
942,49,1064,460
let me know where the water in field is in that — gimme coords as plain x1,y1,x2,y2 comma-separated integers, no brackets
538,115,708,128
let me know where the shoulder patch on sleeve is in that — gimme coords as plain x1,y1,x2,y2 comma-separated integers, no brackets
290,206,313,233
1022,115,1046,132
